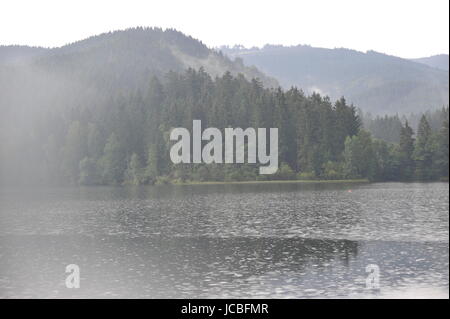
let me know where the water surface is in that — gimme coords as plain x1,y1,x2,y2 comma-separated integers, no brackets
0,182,448,298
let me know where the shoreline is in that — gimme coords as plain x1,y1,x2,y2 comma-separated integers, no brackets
3,179,449,189
171,179,370,186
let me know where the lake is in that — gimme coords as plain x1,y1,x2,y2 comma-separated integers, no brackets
0,182,448,298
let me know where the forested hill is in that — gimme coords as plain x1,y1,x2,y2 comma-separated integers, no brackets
220,45,449,115
0,29,448,186
0,28,277,88
1,67,447,186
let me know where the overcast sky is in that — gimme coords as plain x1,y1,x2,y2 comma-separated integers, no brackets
1,0,448,59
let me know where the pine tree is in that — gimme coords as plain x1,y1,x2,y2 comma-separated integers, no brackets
100,133,126,184
79,157,100,185
433,116,449,179
125,153,144,185
62,121,87,184
413,116,433,180
343,130,376,180
145,144,160,183
398,121,415,180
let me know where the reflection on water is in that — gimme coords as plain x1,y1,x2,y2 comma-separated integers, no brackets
0,182,448,298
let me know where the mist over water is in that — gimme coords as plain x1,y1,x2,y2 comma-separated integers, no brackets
1,182,448,298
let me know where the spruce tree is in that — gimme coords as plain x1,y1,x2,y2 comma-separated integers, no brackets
398,121,415,180
413,116,433,180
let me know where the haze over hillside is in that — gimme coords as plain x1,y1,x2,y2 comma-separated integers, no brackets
2,28,447,118
0,27,277,89
0,28,277,140
220,45,449,114
0,28,278,125
0,28,280,183
1,27,448,187
412,54,449,71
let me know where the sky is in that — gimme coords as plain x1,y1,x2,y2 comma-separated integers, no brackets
0,0,448,59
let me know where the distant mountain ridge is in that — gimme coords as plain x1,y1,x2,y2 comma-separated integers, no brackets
220,45,449,114
412,54,449,71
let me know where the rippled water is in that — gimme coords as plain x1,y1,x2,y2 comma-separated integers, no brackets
0,182,448,298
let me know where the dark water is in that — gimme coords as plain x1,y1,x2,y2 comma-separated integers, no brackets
0,182,448,298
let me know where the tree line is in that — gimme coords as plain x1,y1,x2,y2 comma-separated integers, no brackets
1,68,448,186
361,108,448,144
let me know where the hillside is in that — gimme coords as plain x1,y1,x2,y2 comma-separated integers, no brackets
0,28,278,152
0,27,278,121
220,45,449,114
0,28,277,86
1,29,448,186
0,28,278,185
412,54,449,71
0,28,280,185
0,28,278,107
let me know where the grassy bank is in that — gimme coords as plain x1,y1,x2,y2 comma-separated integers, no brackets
170,179,370,186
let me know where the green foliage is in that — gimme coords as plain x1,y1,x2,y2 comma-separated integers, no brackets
1,62,447,185
124,153,144,185
398,121,415,180
145,144,160,183
62,121,87,184
99,133,126,185
155,175,171,185
78,157,100,185
297,171,316,180
322,161,345,180
192,165,210,182
343,131,376,180
363,114,403,143
275,163,296,180
413,116,434,180
433,116,449,178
